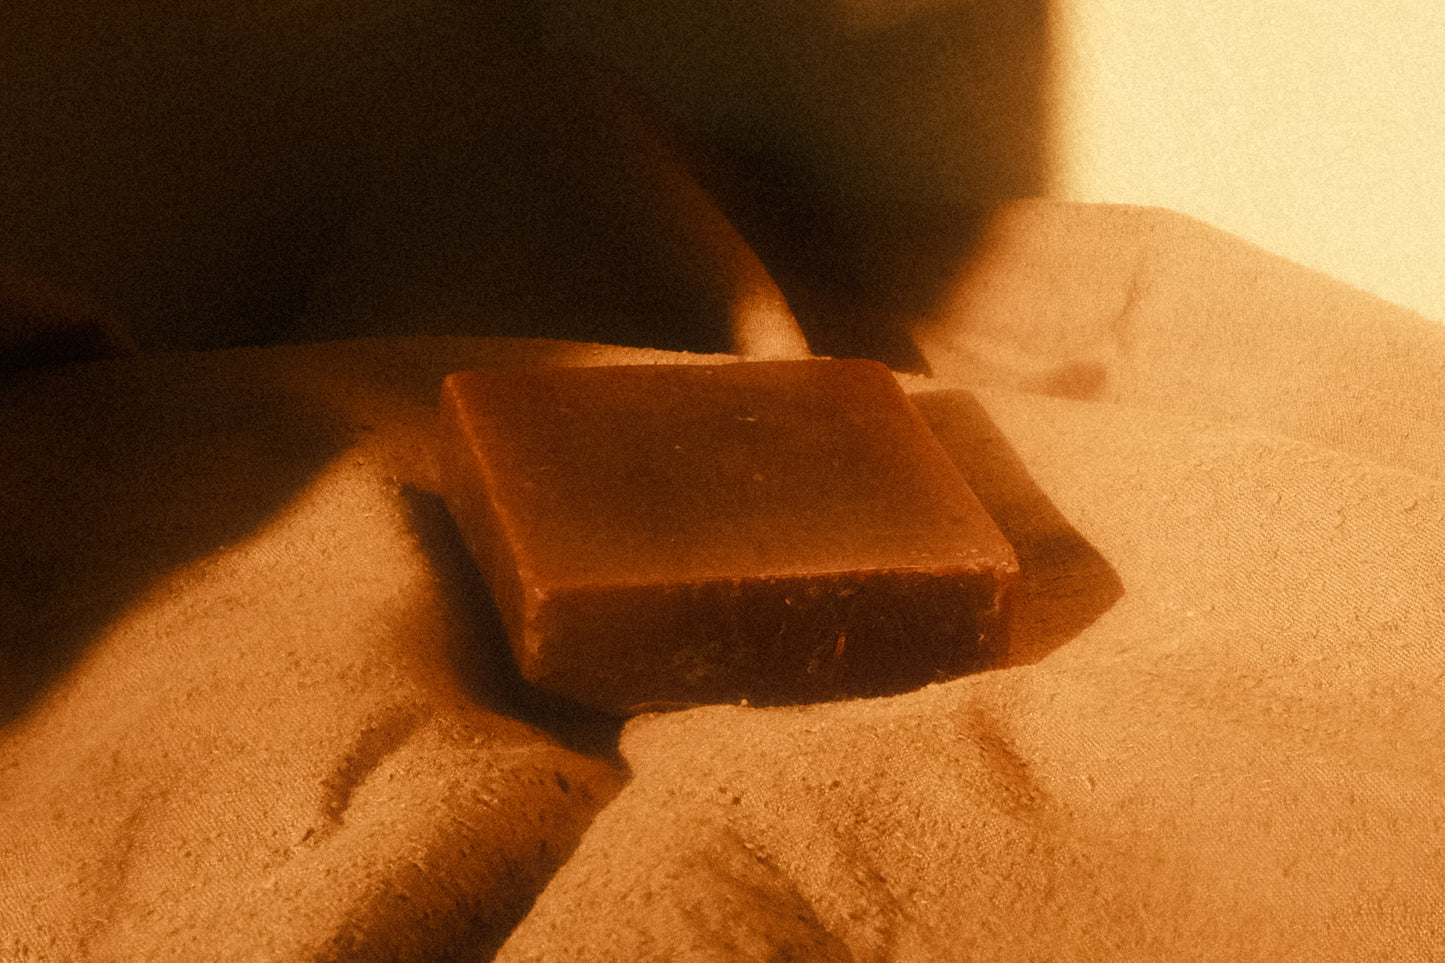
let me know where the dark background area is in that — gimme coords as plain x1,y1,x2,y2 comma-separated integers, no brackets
0,0,1051,356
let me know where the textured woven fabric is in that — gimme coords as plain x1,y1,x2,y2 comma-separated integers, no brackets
0,339,675,960
4,202,1444,960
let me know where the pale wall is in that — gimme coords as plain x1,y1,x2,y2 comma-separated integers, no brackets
1053,1,1445,323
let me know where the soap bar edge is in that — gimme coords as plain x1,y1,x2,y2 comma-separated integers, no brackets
439,373,544,678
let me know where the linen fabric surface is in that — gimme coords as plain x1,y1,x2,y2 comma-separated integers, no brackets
3,202,1444,961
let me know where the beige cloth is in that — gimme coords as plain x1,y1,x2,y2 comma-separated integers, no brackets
4,202,1444,960
497,203,1445,960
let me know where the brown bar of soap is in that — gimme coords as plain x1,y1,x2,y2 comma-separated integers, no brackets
439,359,1017,715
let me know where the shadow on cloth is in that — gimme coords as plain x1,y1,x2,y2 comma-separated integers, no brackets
912,388,1123,667
0,359,350,727
725,185,994,373
603,0,1053,371
396,384,1116,756
401,486,628,764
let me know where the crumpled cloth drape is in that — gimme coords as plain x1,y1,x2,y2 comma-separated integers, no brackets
4,201,1444,960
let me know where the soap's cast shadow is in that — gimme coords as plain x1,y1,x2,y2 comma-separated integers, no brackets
403,385,1119,755
402,487,627,764
912,390,1123,668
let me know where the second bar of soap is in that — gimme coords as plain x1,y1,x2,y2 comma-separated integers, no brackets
439,359,1017,715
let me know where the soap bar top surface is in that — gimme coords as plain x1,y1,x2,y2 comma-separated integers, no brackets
442,359,1011,590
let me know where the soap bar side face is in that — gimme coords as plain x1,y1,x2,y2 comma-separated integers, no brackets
530,568,1012,712
438,380,535,670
